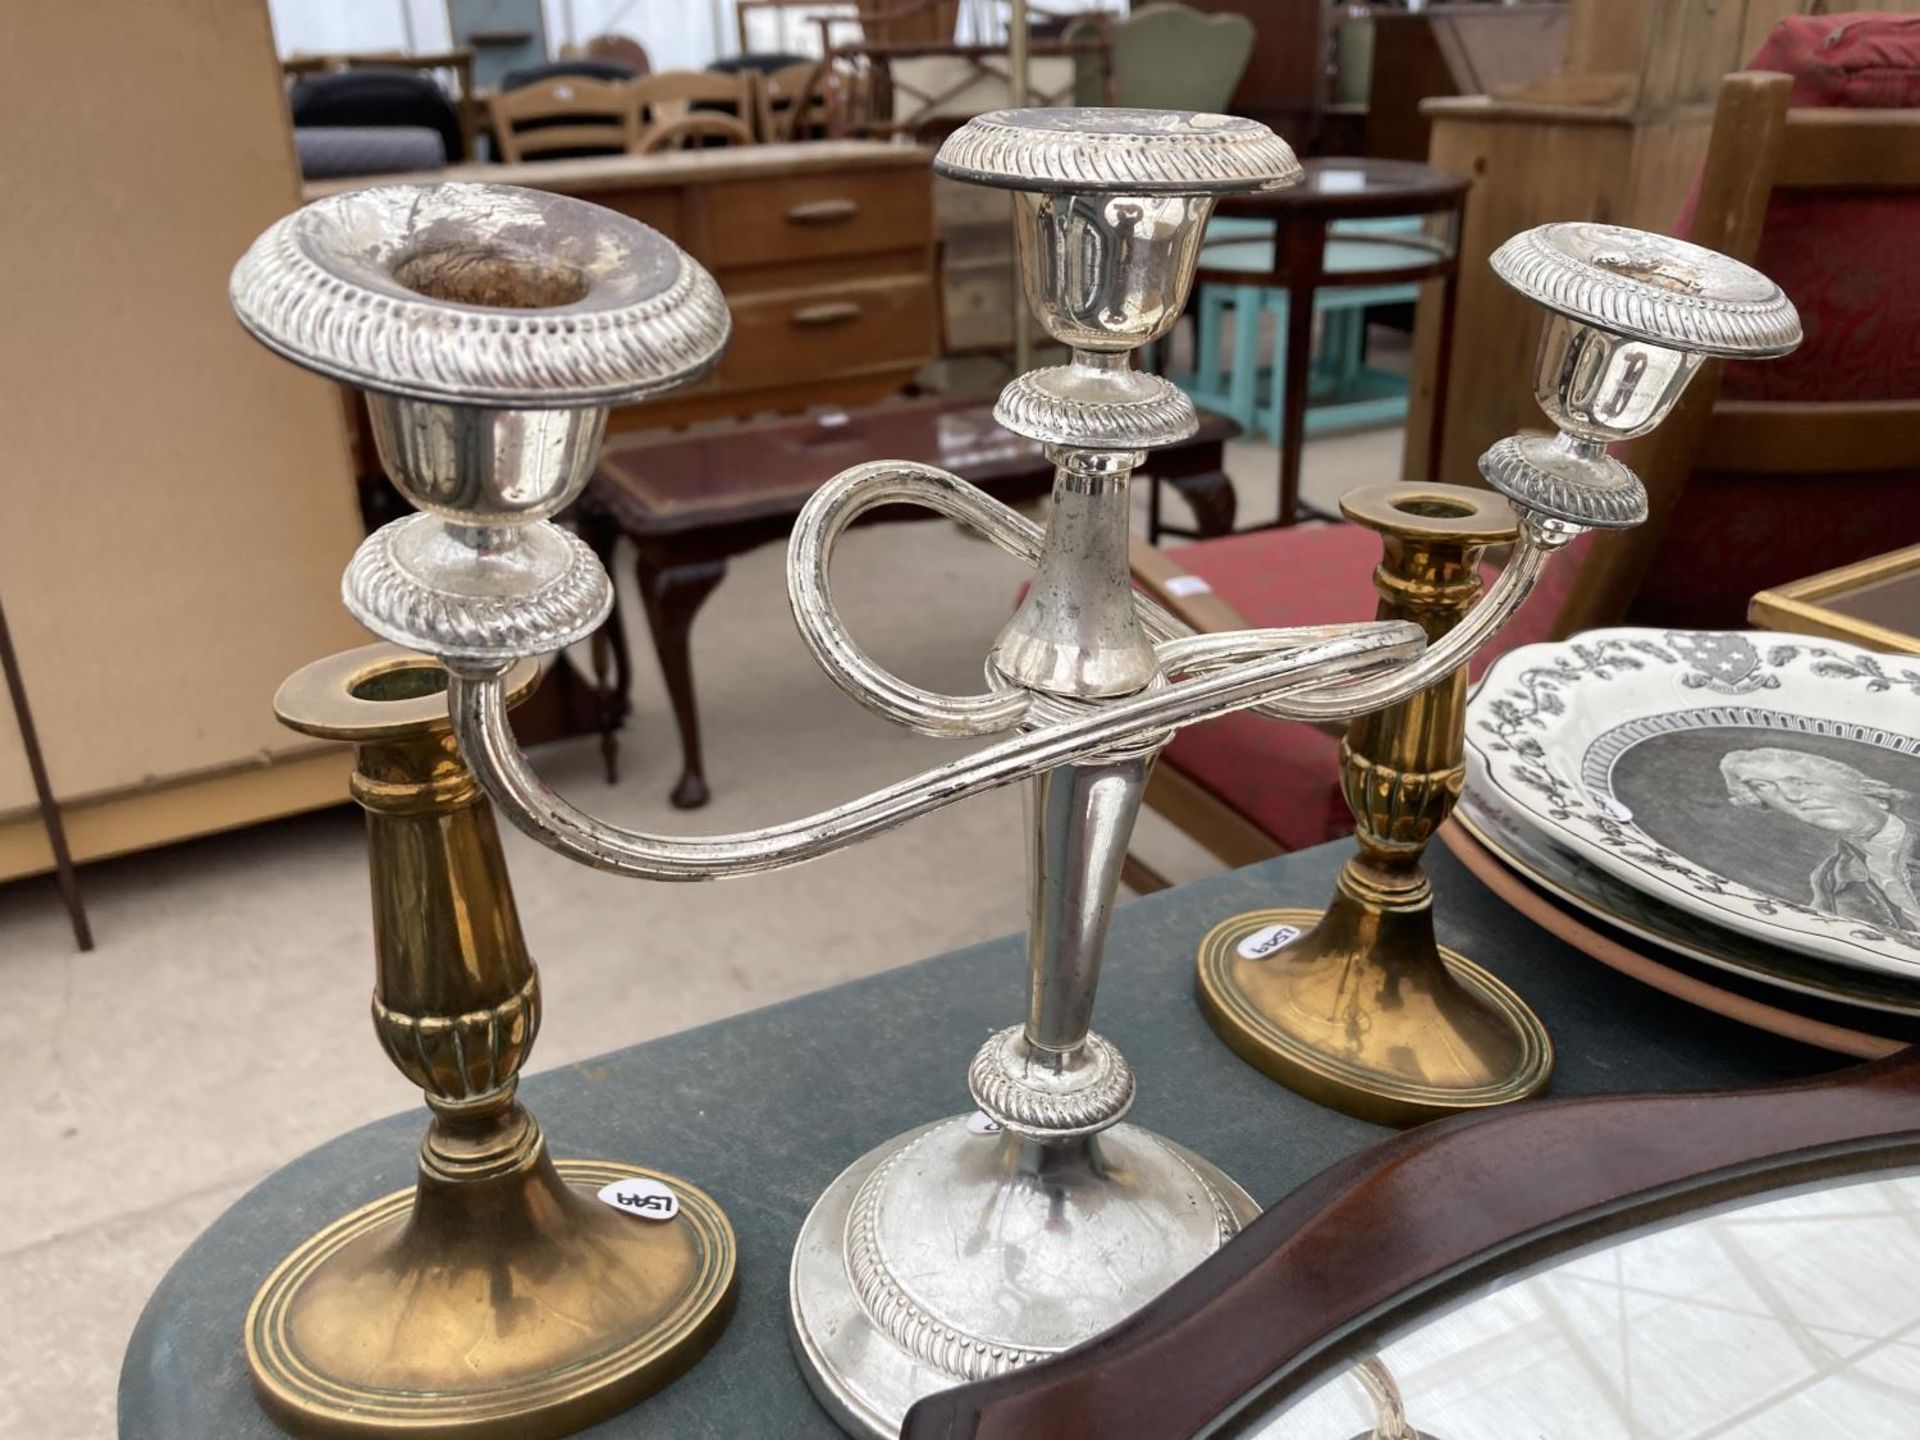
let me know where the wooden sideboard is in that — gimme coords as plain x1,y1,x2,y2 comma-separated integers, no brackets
306,143,939,432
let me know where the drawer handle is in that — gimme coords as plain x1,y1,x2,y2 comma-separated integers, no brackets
787,198,860,225
792,301,863,328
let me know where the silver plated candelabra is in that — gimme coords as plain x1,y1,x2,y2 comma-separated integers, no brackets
231,107,1796,1440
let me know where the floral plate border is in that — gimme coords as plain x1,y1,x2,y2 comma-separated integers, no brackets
1467,628,1920,976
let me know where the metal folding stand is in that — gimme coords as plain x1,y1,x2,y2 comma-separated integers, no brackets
0,591,92,950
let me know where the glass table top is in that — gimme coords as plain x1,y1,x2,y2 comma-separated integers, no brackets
1253,1170,1920,1439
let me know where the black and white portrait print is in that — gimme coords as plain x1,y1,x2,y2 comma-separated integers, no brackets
1607,726,1920,935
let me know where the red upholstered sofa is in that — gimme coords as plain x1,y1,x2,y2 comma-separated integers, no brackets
1148,12,1920,858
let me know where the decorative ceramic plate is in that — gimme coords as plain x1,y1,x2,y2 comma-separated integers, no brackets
1467,629,1920,976
1452,787,1920,1016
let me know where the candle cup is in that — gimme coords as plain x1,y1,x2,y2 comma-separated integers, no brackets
231,182,729,663
1478,222,1802,535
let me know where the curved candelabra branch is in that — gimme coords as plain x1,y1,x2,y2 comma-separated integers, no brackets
785,461,1039,738
447,622,1423,881
787,461,1566,735
1249,525,1557,722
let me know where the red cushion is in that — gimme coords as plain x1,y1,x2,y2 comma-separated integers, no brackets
1749,12,1920,108
1159,524,1580,851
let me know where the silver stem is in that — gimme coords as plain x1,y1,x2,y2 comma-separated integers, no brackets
1025,754,1152,1054
991,451,1155,698
1355,1356,1424,1440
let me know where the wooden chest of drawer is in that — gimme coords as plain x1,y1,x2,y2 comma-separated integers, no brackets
700,168,934,272
714,275,936,390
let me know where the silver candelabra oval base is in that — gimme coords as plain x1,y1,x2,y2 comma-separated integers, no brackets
789,1115,1259,1437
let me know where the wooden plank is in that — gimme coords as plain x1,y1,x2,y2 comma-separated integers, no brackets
1776,109,1920,190
0,1,369,815
1402,106,1632,489
0,750,351,882
302,140,932,202
1560,0,1655,78
1702,399,1920,475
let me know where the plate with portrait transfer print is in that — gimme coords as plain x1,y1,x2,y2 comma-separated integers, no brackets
1467,628,1920,976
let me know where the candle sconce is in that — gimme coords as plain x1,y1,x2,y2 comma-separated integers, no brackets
1197,223,1801,1125
232,115,1795,1438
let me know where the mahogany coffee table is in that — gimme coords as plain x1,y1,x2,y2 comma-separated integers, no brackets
580,395,1238,807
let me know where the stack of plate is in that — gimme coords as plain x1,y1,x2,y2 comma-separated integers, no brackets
1449,627,1920,1056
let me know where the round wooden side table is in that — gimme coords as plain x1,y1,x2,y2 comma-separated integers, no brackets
1159,157,1470,538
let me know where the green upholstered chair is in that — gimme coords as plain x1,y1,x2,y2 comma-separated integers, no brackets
1067,2,1254,113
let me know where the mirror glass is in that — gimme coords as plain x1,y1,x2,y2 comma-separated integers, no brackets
1245,1169,1920,1439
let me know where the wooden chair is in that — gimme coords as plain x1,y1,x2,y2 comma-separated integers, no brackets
755,60,830,142
584,33,651,75
837,0,960,47
282,48,479,159
1065,2,1252,112
488,75,639,162
1127,50,1920,884
632,71,757,153
1559,51,1920,635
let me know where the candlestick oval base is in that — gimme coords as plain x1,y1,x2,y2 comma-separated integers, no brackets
246,1153,736,1439
789,1114,1257,1438
1197,907,1552,1128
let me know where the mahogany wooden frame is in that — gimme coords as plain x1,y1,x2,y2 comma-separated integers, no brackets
901,1048,1920,1440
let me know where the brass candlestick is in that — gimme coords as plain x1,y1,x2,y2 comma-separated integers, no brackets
246,644,736,1438
1196,483,1553,1126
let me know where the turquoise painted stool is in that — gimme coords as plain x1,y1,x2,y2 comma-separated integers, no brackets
1149,157,1470,537
1183,216,1429,446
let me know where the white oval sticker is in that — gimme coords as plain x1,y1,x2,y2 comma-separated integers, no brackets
1236,922,1302,960
1592,792,1633,823
596,1176,680,1221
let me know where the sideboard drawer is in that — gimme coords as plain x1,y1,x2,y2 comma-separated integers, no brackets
702,168,933,272
714,276,935,390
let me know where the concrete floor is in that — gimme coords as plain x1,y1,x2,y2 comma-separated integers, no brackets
0,420,1406,1438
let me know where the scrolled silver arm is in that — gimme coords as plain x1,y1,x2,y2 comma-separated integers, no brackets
787,459,1564,735
785,460,1038,737
1245,517,1560,722
446,618,1421,881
